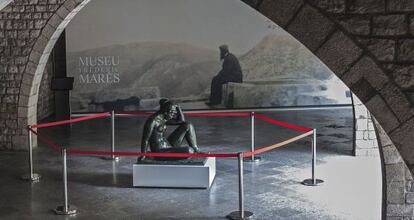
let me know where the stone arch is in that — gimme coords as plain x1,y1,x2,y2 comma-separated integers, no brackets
277,0,413,159
252,0,414,163
8,0,90,148
251,1,414,218
19,0,90,124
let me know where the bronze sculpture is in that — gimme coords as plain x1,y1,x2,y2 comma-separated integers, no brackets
138,99,200,161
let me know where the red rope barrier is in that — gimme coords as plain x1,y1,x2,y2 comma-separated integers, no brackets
66,149,238,158
29,121,313,159
254,113,313,133
27,109,315,160
32,112,110,129
116,111,153,116
244,130,314,157
30,122,313,159
29,126,237,158
28,128,62,151
185,112,250,117
117,111,250,117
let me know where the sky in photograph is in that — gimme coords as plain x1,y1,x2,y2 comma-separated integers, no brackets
66,0,290,54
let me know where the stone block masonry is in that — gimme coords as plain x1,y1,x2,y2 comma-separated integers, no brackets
376,121,414,219
0,0,84,150
353,95,379,157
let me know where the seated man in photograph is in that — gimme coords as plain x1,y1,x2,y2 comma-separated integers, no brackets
206,45,243,106
138,99,200,161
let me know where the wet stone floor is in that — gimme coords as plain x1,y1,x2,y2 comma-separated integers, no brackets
0,108,382,220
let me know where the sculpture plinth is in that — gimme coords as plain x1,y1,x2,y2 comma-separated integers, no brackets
133,157,216,188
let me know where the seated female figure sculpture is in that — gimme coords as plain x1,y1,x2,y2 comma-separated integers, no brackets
138,99,200,161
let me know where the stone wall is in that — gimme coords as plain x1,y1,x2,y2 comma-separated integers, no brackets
376,120,414,219
0,0,87,150
353,94,379,157
0,0,60,149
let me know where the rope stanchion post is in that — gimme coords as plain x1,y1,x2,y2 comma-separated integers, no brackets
227,152,253,220
301,129,324,186
103,111,119,161
54,148,77,215
21,126,41,181
245,112,261,162
111,110,119,161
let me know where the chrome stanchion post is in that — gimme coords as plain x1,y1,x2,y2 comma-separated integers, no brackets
251,112,254,161
54,148,77,215
227,153,253,220
245,112,261,162
301,129,324,186
21,126,41,181
111,110,119,161
103,110,119,161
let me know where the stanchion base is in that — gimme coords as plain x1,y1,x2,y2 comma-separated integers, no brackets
54,205,77,215
101,156,120,162
226,211,253,220
244,156,262,163
301,178,324,186
21,173,41,181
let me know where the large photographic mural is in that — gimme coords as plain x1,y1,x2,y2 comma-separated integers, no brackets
66,0,351,112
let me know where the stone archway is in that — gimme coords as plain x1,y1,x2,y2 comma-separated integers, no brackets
9,0,91,149
252,0,414,170
1,0,414,218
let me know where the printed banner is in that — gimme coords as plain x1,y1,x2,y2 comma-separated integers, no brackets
66,0,351,112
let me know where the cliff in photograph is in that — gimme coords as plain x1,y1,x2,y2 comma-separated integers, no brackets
67,34,350,111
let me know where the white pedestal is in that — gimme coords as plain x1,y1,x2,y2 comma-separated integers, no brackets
133,157,216,188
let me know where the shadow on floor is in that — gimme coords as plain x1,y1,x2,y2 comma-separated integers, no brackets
45,169,133,188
